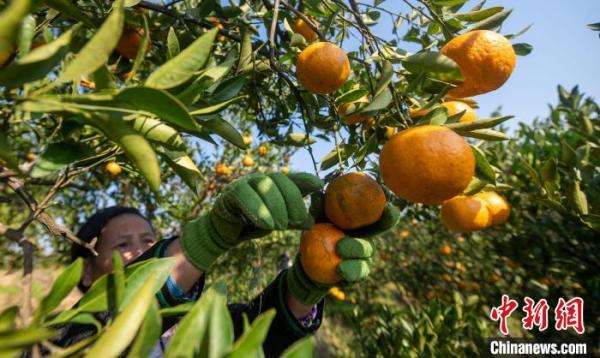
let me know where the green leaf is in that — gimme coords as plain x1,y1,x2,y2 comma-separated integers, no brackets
445,115,513,131
190,96,245,115
199,117,246,149
206,288,233,358
453,7,503,22
86,273,157,358
505,23,533,39
0,0,32,55
560,140,577,167
130,117,185,151
115,87,198,133
425,107,449,125
541,158,559,193
34,258,83,322
402,52,464,82
167,27,180,60
335,89,369,105
126,300,161,358
320,144,354,171
469,8,513,31
280,337,315,358
31,141,92,178
361,88,392,114
0,307,18,333
0,24,78,88
237,30,252,73
432,0,468,6
0,327,56,351
44,0,96,28
17,15,36,58
471,146,495,184
161,150,203,193
124,0,142,7
111,252,125,311
513,43,533,56
0,131,18,169
59,0,125,82
229,310,276,358
88,113,161,192
146,28,218,89
210,75,247,102
373,60,393,97
454,128,509,141
92,65,116,90
77,258,174,314
128,14,150,79
567,181,588,216
463,176,486,195
164,286,218,357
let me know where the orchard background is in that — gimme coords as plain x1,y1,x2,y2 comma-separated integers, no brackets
0,0,599,356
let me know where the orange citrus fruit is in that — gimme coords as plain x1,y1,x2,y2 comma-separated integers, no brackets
216,163,226,176
324,172,386,230
441,30,516,98
281,166,290,174
379,125,475,205
440,195,492,232
242,135,253,145
208,17,225,41
296,42,350,95
439,244,452,256
26,152,36,162
338,96,371,125
441,101,477,123
105,161,122,175
116,28,152,60
242,155,255,167
291,17,318,42
328,287,346,301
257,145,268,156
300,223,345,284
476,191,510,226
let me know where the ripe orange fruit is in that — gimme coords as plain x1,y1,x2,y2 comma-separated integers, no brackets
324,172,386,230
338,96,371,125
26,152,36,162
328,287,346,301
208,17,225,41
440,195,492,232
409,107,430,119
105,161,122,175
115,28,152,60
399,230,410,238
476,191,510,226
242,135,253,145
439,244,452,256
291,17,319,42
216,163,226,176
441,30,516,98
296,42,350,95
300,223,345,284
379,125,475,205
441,101,477,123
257,145,268,156
242,155,254,167
281,166,289,174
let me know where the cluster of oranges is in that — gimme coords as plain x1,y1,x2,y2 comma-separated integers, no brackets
300,172,386,285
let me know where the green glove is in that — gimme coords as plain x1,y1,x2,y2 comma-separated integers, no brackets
287,203,400,305
180,172,324,271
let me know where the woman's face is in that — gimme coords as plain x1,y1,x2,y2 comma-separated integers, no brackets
83,214,156,286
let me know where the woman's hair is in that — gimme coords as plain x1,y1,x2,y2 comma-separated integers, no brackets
71,206,151,262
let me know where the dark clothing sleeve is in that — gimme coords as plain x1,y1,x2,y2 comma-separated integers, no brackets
229,269,324,357
47,239,323,357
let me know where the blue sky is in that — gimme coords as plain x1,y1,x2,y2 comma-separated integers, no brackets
289,0,600,173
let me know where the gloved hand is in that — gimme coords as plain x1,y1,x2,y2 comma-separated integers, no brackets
180,172,324,271
286,195,400,305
